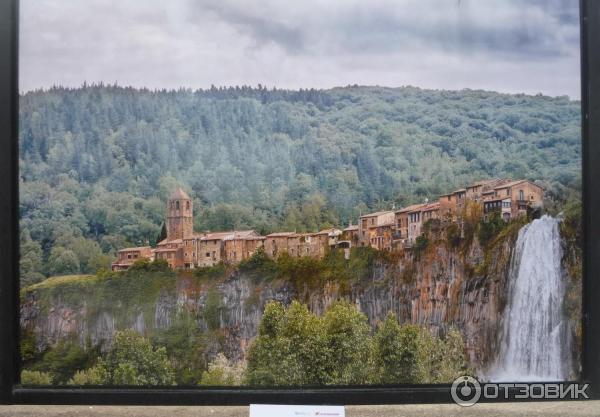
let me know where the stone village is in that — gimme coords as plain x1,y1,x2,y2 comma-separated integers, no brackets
111,179,543,271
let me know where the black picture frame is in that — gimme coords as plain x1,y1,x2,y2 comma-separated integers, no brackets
1,0,599,405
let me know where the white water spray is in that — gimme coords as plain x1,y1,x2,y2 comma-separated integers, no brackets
490,215,570,381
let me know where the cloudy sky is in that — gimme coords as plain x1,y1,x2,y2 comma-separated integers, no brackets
20,0,580,98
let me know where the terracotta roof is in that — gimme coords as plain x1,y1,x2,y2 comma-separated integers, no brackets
224,230,262,240
422,202,440,211
396,203,427,214
117,246,151,253
266,232,298,238
152,247,178,253
359,210,394,218
470,178,504,187
494,179,543,191
157,238,183,245
315,228,342,236
343,225,359,231
493,179,528,189
201,232,235,241
169,187,190,200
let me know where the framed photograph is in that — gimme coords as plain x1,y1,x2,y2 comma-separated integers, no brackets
1,0,599,405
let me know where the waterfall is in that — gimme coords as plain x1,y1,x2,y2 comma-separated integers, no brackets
490,215,570,381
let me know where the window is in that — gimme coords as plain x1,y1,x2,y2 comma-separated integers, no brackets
186,201,190,210
206,252,210,257
519,190,524,200
127,254,132,259
506,189,510,196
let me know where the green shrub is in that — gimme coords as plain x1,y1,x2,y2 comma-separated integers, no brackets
21,370,52,385
30,340,99,384
195,262,227,280
445,223,461,248
67,365,106,385
237,248,277,280
129,258,171,273
199,353,246,386
413,234,429,257
203,288,225,331
477,212,505,247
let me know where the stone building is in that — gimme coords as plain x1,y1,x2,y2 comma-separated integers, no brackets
111,246,153,271
359,211,395,251
394,203,425,243
223,231,265,264
340,224,359,248
264,232,301,258
483,179,544,221
166,188,194,240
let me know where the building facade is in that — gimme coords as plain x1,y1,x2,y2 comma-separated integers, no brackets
112,179,544,271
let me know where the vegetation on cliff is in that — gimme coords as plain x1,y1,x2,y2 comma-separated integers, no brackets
559,199,583,377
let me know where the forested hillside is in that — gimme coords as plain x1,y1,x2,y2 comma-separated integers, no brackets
19,85,581,285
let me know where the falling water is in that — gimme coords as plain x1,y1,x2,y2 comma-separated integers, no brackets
490,215,570,381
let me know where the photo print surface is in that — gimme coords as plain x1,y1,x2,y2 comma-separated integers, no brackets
18,0,582,387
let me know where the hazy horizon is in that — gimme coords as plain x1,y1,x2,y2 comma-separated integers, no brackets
19,82,580,101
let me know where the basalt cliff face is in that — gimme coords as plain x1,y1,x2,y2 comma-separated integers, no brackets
21,231,519,372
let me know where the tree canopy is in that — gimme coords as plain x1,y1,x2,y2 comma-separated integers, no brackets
19,85,581,284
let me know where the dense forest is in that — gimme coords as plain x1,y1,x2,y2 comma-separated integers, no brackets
19,84,581,285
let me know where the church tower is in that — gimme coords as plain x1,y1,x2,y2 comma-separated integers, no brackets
166,187,193,240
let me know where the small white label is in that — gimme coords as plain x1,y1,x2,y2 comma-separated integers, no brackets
249,404,345,417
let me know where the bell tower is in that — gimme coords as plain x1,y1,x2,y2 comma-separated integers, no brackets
166,187,193,240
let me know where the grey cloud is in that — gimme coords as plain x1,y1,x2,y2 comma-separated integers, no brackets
19,0,581,98
308,1,577,60
191,0,305,52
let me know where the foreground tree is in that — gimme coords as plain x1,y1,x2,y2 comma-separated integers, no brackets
245,301,470,386
373,313,420,384
99,330,175,386
322,301,373,385
245,301,329,386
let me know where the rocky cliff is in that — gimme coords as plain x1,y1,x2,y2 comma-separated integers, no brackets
20,223,525,374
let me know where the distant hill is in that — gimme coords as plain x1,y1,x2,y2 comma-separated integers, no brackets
18,85,581,284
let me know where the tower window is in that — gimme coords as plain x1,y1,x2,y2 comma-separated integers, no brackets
176,201,180,210
186,201,190,210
